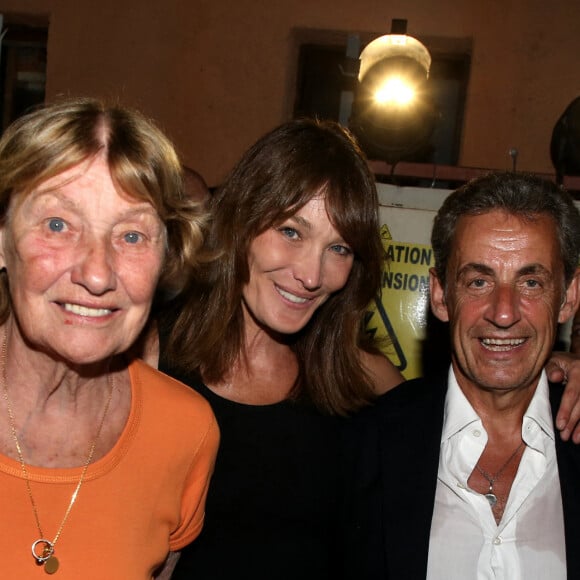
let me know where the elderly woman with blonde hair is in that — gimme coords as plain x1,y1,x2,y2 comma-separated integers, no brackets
0,98,219,579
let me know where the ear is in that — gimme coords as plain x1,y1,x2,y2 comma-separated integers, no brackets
558,268,580,324
430,267,449,322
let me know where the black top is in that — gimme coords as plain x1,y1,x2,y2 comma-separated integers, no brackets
161,365,345,580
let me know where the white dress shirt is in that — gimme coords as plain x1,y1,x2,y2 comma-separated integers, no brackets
426,369,566,580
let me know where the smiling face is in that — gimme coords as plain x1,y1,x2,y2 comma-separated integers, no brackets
242,196,354,337
0,155,166,365
430,209,580,397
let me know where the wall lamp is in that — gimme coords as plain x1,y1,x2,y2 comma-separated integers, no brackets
349,19,438,165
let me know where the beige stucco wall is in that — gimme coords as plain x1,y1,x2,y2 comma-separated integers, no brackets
2,0,580,186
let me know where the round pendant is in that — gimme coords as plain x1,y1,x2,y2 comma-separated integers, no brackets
44,555,59,575
485,492,497,507
32,539,54,564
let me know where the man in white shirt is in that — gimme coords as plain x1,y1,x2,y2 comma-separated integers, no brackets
345,171,580,579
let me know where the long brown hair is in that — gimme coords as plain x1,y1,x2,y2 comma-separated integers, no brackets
165,119,384,415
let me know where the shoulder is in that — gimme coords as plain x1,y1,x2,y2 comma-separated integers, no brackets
345,376,447,456
359,350,405,395
363,375,446,422
129,359,217,429
380,375,439,403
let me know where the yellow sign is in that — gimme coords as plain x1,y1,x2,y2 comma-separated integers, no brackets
366,225,434,379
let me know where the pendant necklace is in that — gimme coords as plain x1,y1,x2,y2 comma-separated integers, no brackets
1,338,114,575
474,441,525,507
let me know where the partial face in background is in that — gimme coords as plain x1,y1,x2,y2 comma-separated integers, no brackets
0,154,166,364
430,209,580,395
242,195,354,336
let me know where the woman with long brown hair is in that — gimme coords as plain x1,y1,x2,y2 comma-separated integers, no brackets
160,118,402,579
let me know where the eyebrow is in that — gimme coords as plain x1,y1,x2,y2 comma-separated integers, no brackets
283,212,350,247
517,264,553,277
457,263,494,278
31,190,159,219
457,262,552,278
289,214,311,230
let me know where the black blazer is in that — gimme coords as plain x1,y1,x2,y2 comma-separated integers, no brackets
342,376,580,579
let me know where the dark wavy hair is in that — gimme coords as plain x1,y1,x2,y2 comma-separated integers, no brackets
165,118,384,415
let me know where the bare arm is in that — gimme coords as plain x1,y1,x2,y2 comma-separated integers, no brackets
154,551,180,580
360,350,405,395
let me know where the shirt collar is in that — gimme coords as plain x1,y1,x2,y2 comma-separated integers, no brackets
442,367,555,444
442,366,481,442
523,371,555,445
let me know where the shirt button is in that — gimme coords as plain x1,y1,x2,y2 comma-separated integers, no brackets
473,429,481,437
493,537,502,545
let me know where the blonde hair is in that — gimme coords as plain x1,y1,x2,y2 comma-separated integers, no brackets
0,97,206,321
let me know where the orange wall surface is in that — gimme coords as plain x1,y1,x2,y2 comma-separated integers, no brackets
2,0,580,187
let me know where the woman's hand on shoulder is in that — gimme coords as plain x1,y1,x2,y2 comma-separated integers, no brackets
359,350,405,395
547,350,580,442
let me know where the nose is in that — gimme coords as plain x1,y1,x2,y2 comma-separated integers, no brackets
70,235,116,295
293,248,323,291
485,283,521,328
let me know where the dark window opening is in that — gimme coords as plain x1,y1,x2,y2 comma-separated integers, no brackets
293,38,470,168
0,14,48,133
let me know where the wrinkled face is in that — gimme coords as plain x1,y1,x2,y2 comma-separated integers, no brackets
0,155,166,364
242,195,354,336
430,210,580,395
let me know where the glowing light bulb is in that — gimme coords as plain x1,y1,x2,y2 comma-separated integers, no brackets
374,77,415,106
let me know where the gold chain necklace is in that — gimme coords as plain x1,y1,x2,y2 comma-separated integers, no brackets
474,441,525,507
1,338,114,575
